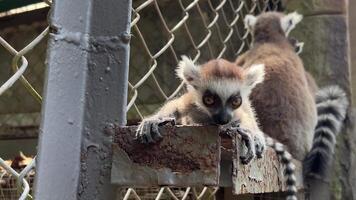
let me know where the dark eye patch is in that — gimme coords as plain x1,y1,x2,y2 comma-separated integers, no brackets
202,90,222,107
227,93,242,109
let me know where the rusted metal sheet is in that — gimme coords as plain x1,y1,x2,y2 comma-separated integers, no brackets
231,134,303,195
111,124,221,186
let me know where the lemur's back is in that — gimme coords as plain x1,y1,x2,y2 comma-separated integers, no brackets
237,43,317,160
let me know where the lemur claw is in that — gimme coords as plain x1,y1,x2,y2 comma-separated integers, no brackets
236,127,255,164
254,135,265,159
219,121,255,164
136,117,175,144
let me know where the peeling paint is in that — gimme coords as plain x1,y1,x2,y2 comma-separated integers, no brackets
232,135,303,195
111,125,221,186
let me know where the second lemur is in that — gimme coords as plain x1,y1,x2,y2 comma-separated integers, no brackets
237,11,317,160
240,11,349,179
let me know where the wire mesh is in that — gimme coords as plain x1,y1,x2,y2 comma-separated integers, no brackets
0,1,50,199
123,0,281,199
126,0,281,121
0,0,282,199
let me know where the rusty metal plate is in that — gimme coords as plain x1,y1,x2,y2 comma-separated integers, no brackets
111,124,221,186
232,134,303,195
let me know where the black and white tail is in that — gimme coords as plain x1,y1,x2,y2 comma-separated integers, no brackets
266,136,298,200
304,86,348,178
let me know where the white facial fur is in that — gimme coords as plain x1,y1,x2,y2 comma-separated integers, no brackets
176,56,265,112
177,55,265,94
192,79,243,115
199,64,265,102
203,79,243,102
280,12,303,36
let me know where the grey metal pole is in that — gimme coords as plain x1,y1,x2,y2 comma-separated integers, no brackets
34,0,131,199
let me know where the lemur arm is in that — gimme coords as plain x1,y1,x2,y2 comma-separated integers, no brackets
148,92,193,119
234,101,265,158
135,92,193,143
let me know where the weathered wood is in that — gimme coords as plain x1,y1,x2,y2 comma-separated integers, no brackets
111,124,221,186
233,147,303,195
111,125,303,194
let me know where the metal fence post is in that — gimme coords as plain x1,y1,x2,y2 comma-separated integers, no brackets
34,0,132,199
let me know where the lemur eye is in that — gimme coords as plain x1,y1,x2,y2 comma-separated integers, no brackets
203,96,215,106
231,96,242,109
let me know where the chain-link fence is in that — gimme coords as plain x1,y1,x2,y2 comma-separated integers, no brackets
124,0,281,199
0,0,283,199
0,1,50,199
126,0,281,122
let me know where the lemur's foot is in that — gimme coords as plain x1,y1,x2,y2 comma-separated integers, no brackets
219,121,255,164
254,133,266,159
135,117,175,144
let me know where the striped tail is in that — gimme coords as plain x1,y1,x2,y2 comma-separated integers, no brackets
266,136,298,200
304,86,348,179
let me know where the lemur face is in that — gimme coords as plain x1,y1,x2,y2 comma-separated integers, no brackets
200,86,242,124
176,56,265,125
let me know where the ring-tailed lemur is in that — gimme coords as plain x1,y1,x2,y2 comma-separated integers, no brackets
136,57,266,164
239,11,349,197
136,56,299,200
238,11,317,161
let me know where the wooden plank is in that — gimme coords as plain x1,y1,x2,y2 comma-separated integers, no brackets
111,124,303,194
111,124,221,186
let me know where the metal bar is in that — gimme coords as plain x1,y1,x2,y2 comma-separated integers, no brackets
34,0,132,199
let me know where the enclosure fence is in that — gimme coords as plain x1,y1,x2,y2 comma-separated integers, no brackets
0,1,50,199
0,0,282,199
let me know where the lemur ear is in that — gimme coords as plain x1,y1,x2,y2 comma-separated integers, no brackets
295,41,304,55
176,55,201,87
243,64,265,88
281,11,303,36
244,14,257,31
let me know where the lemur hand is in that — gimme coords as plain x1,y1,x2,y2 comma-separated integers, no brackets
235,127,256,164
253,132,266,159
135,117,175,144
219,121,256,164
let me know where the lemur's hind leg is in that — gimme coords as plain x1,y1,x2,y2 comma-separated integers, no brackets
135,117,175,144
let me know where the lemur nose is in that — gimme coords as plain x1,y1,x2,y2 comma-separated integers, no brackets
213,112,231,125
217,118,230,125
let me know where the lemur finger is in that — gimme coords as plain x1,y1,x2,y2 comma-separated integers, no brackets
135,124,148,143
236,127,255,164
141,122,154,144
150,123,163,141
254,136,265,159
135,124,143,140
255,142,264,159
240,138,255,164
229,120,241,128
157,117,176,126
218,121,240,137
